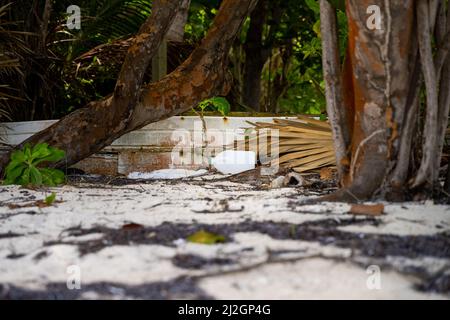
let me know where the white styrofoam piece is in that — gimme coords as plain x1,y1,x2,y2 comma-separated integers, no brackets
211,150,256,175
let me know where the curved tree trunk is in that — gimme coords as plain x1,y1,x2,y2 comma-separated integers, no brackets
0,0,258,172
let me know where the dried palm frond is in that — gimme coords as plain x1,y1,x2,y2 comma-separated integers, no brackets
248,116,336,173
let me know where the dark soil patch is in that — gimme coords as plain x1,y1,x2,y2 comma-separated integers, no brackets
45,218,369,255
172,254,234,270
66,172,339,195
0,211,38,220
67,174,146,187
6,253,26,259
416,272,450,294
33,250,49,261
0,276,211,300
0,232,22,239
45,218,450,261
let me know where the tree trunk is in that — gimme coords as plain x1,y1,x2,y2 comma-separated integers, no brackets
343,0,415,199
167,0,191,42
0,0,258,173
243,0,267,111
319,0,351,185
320,0,450,201
269,43,293,113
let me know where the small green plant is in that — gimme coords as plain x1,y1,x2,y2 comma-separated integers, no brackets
196,97,231,117
3,143,66,186
44,192,57,206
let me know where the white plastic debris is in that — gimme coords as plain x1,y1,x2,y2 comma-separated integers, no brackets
127,169,208,180
211,150,256,175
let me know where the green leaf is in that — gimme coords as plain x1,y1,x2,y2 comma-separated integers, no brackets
18,167,31,186
5,159,23,174
3,163,27,184
210,97,231,117
305,0,320,14
187,230,226,245
44,193,57,206
31,143,52,162
198,100,209,112
40,168,65,186
40,169,55,186
23,143,32,160
29,166,43,185
10,150,25,163
196,97,231,116
313,20,321,37
33,147,65,165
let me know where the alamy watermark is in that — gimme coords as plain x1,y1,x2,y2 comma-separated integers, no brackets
366,265,382,290
170,121,280,176
66,265,81,290
366,5,382,30
66,5,81,30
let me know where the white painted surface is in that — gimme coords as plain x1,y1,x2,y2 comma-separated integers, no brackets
0,117,292,148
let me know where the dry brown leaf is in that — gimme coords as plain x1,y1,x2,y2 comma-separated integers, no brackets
349,204,385,216
296,115,331,129
122,223,144,231
320,167,336,181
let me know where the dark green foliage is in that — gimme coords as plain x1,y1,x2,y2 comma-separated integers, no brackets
0,2,31,121
3,143,65,186
275,0,347,115
0,0,155,122
0,0,349,120
184,0,219,43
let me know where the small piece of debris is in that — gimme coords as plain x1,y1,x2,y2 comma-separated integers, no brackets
320,167,336,181
122,223,144,231
270,176,285,189
349,204,385,216
284,172,305,186
186,230,226,245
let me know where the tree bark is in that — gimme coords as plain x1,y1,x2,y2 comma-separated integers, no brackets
167,0,191,42
321,0,450,201
321,0,415,201
319,0,351,185
412,0,440,188
0,0,258,172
